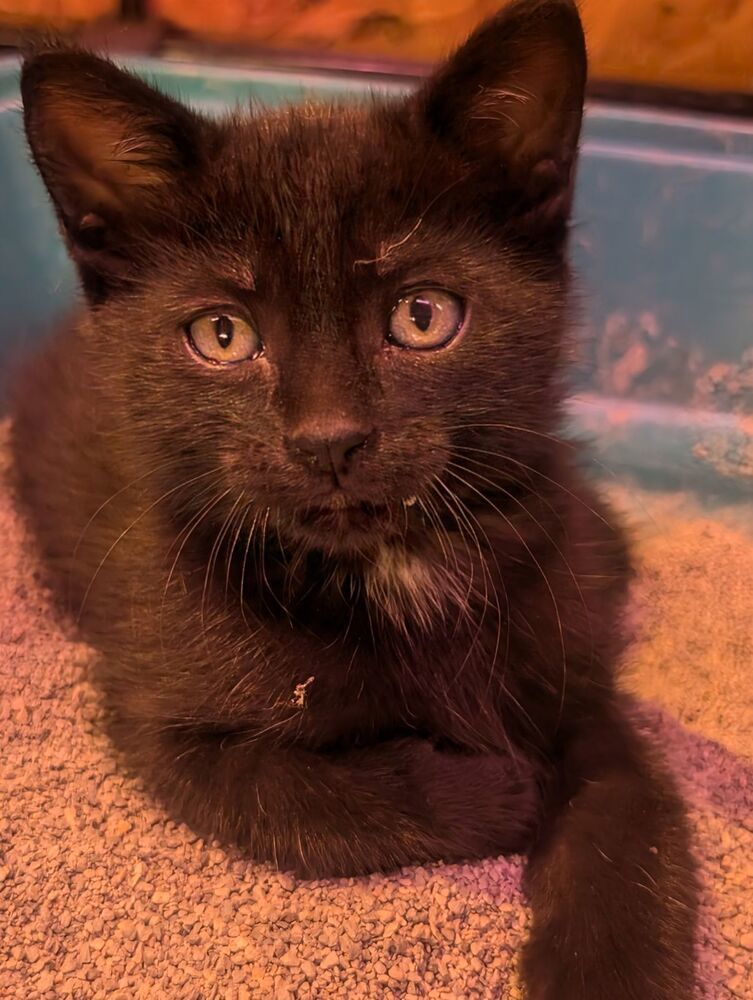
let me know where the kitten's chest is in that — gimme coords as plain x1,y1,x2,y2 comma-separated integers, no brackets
260,610,512,755
245,547,517,753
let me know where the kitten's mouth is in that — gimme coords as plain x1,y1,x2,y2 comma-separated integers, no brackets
290,495,418,545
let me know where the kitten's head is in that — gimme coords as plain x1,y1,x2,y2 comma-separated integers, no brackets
21,0,586,558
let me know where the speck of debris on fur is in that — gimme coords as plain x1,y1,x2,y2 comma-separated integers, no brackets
290,676,315,708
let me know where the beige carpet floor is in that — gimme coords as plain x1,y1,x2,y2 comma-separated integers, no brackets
1,423,751,999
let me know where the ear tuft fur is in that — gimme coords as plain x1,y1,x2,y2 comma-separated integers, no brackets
20,47,208,296
419,0,587,229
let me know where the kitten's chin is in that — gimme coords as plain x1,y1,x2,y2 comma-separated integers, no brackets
284,499,412,555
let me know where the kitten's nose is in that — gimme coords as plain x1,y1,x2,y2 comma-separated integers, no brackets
288,424,374,478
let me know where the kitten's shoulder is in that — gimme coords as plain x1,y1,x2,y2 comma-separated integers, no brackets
10,313,109,588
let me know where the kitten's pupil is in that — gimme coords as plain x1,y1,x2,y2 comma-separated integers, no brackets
410,297,433,333
214,315,234,349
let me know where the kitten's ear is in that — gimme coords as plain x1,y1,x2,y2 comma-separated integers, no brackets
420,0,587,228
21,47,207,287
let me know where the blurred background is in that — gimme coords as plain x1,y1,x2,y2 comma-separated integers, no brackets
1,0,752,99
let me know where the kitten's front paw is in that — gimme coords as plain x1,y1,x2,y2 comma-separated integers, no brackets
420,747,542,857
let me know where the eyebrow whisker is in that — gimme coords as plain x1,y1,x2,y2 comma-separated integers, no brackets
353,216,424,271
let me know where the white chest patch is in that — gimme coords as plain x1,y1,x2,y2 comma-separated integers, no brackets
365,544,468,634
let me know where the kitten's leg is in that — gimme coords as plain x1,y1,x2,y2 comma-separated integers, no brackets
522,703,697,1000
139,728,540,878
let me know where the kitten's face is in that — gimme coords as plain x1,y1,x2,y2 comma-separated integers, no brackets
21,0,586,556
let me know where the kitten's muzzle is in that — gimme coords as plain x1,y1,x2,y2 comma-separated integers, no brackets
286,423,375,481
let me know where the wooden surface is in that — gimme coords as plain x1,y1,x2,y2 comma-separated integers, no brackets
2,1,753,93
150,0,753,92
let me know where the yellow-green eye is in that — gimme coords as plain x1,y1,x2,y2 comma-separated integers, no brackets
388,290,465,350
186,312,261,364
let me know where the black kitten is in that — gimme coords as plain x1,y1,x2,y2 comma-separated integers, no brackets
12,1,697,996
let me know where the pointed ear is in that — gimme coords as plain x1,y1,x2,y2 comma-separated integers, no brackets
21,47,208,291
420,0,587,229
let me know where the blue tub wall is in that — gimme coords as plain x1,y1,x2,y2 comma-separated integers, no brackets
1,56,752,496
0,86,78,346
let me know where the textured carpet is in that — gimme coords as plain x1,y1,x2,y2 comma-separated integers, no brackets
1,422,751,999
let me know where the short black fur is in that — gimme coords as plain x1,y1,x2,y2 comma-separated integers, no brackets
12,2,697,997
